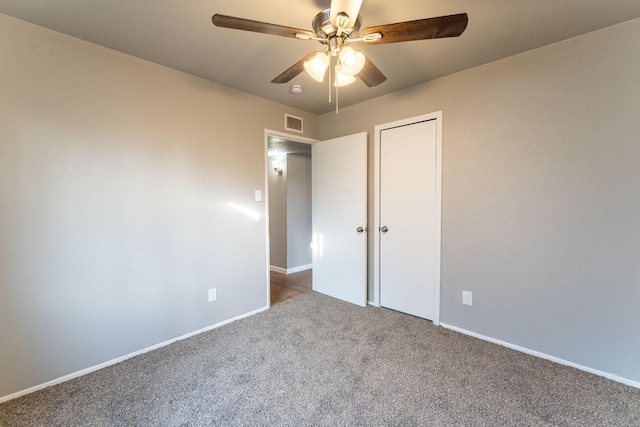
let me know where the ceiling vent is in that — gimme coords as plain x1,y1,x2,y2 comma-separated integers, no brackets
285,114,303,133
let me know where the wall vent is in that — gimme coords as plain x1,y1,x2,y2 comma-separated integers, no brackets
284,114,303,133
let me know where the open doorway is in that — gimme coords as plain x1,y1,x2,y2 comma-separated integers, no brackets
266,131,314,305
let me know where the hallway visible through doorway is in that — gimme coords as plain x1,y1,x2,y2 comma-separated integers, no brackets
270,270,312,305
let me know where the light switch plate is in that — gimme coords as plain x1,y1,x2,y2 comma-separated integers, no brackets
462,291,473,306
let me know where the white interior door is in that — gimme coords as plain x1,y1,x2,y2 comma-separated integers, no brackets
380,119,438,319
312,132,367,307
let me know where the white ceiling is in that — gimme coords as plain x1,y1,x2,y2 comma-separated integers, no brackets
2,0,640,115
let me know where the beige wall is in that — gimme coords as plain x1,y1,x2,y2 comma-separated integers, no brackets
0,13,318,399
320,18,640,384
267,153,313,271
286,154,312,269
268,156,287,269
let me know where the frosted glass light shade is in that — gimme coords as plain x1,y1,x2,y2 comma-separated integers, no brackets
304,52,330,82
334,65,356,87
339,47,365,76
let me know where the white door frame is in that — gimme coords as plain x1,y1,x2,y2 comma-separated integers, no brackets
372,112,443,325
264,129,317,307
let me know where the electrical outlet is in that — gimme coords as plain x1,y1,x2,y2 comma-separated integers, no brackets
208,288,217,302
462,291,473,306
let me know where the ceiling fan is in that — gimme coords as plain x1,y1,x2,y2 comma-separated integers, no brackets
212,0,468,91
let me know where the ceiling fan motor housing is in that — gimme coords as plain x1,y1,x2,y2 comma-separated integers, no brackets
312,9,361,38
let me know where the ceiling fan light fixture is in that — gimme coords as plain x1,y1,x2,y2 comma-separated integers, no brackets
304,52,330,82
334,65,356,87
339,46,365,76
212,7,469,99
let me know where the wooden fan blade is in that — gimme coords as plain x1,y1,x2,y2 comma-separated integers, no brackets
271,51,320,84
358,55,387,87
212,14,315,39
361,13,468,45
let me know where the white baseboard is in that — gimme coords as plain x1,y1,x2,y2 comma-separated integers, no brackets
440,323,640,389
287,264,312,274
269,264,312,275
0,305,269,404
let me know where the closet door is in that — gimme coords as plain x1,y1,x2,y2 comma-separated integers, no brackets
380,119,438,319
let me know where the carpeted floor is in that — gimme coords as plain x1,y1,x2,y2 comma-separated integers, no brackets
1,292,639,426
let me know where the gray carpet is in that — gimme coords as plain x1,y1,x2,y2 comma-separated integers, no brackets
1,292,639,426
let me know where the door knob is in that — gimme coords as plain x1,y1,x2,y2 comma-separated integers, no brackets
356,226,365,233
380,226,389,233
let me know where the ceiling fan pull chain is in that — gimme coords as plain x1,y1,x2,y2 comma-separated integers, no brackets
328,63,332,103
336,85,339,114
